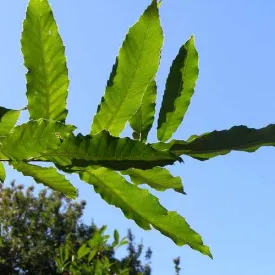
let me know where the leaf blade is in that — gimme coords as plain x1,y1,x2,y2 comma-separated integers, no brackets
11,162,77,199
157,36,198,141
122,167,184,193
44,131,180,170
1,119,75,160
129,80,157,142
0,162,6,183
91,0,163,136
78,167,211,257
77,244,90,259
156,124,275,160
21,0,69,121
0,107,20,139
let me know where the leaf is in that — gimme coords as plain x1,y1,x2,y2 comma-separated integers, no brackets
91,0,163,136
154,124,275,160
78,167,211,257
113,229,119,245
11,162,77,199
0,162,5,183
77,244,90,259
0,107,20,139
88,250,97,262
129,80,157,142
1,119,75,160
118,240,129,248
122,167,184,194
44,131,180,170
21,0,69,122
151,211,212,258
59,244,70,263
157,36,199,141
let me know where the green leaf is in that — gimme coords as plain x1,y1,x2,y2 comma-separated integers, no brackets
0,162,5,183
154,124,275,160
1,119,75,160
157,36,198,141
78,167,211,257
0,107,20,139
151,211,212,257
59,244,70,263
11,162,77,199
88,250,97,262
129,80,157,142
21,0,69,122
77,244,90,259
122,167,184,194
44,131,180,170
91,0,163,136
113,229,119,245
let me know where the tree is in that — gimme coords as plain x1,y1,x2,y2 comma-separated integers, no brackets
173,257,181,275
0,182,153,275
55,228,153,275
1,0,274,258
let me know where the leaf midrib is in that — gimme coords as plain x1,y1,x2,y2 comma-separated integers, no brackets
30,5,50,118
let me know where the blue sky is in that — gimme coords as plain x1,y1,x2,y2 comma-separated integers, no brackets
1,0,275,274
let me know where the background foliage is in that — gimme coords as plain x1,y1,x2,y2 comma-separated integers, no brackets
0,182,156,274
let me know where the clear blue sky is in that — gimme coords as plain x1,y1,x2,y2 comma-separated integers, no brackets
1,0,275,274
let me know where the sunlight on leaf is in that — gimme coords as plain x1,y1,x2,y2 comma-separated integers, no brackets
12,162,77,199
91,0,163,136
78,167,211,257
158,36,198,141
21,0,69,121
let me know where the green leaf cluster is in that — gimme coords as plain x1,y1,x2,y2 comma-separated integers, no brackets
55,226,130,275
1,0,274,258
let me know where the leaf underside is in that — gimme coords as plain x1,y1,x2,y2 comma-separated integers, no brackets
78,167,212,257
129,80,157,142
153,124,275,160
21,0,69,122
122,167,184,193
91,0,163,136
1,119,75,160
0,107,20,140
157,36,198,142
44,131,180,171
12,162,77,198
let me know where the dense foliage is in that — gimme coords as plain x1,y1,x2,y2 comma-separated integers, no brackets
0,182,154,274
1,0,274,257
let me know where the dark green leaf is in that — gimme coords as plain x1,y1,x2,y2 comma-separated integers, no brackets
122,167,184,193
157,36,198,141
91,0,163,136
154,124,275,160
129,80,157,142
44,131,180,170
21,0,69,121
11,162,77,199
